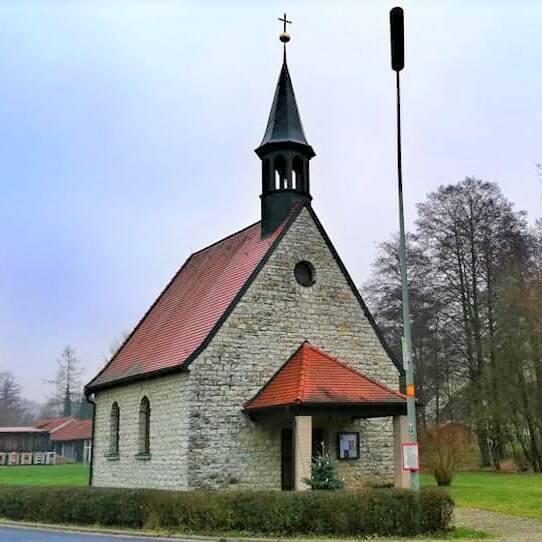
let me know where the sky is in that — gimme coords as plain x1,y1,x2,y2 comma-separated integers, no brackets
0,0,540,402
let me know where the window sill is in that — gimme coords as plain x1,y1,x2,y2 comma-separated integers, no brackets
104,453,119,461
135,453,151,461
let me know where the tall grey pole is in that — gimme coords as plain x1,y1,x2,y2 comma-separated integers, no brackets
390,6,419,492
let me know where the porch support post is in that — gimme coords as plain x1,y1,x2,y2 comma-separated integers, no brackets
294,415,312,491
393,415,410,489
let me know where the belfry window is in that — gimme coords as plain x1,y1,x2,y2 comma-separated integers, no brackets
138,396,151,455
109,402,120,456
274,154,287,189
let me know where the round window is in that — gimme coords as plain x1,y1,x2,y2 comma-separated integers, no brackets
294,261,315,287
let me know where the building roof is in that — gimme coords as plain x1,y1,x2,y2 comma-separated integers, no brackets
50,419,92,442
87,204,402,392
34,416,77,433
256,55,314,156
86,214,293,391
245,343,406,411
0,427,48,434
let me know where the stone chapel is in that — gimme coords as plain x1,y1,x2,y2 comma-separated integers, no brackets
85,29,410,491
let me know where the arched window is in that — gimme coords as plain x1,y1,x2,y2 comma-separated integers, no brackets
138,396,151,455
274,154,287,190
109,402,120,456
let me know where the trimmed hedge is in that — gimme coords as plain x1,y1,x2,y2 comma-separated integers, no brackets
0,486,453,536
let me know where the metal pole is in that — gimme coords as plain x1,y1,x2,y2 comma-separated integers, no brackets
395,69,420,492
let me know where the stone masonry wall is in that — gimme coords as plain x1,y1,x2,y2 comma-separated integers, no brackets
188,207,400,489
92,372,190,490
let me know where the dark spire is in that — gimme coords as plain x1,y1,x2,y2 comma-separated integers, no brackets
257,58,314,155
256,14,316,237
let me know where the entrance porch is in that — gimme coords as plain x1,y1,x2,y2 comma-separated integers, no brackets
244,343,411,490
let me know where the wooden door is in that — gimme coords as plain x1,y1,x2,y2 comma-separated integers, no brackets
281,428,294,490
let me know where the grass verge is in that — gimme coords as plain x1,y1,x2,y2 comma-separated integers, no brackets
421,471,542,519
0,464,89,486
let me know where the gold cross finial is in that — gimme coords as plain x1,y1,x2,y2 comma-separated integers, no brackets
278,13,291,43
278,13,292,32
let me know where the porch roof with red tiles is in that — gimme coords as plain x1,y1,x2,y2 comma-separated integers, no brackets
245,343,406,411
86,213,294,391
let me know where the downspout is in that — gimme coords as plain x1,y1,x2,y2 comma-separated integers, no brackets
85,390,96,487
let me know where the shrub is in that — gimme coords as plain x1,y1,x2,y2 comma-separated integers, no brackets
499,458,521,473
420,423,473,485
0,485,453,536
419,487,454,533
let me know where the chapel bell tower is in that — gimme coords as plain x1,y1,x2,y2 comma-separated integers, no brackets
256,14,316,237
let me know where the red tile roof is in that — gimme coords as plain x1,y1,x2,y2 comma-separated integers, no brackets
245,343,406,410
34,416,76,432
87,216,291,390
50,419,92,442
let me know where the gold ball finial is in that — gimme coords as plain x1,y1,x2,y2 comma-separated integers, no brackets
278,13,292,44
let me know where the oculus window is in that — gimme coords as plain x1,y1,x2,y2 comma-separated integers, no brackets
294,261,315,287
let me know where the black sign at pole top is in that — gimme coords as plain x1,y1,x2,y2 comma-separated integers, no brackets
390,7,404,72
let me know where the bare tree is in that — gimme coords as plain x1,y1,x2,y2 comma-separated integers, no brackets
0,370,23,425
415,177,529,466
48,346,84,417
365,177,537,470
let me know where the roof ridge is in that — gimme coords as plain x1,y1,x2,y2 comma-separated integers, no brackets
307,344,406,400
189,219,261,258
296,344,310,402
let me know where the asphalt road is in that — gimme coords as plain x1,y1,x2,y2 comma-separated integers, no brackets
0,525,185,542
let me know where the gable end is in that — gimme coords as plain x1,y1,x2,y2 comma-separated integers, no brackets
305,206,403,375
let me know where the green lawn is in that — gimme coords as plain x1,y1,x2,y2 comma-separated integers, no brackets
0,464,89,486
422,471,542,519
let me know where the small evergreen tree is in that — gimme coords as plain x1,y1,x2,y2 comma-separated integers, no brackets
304,443,345,490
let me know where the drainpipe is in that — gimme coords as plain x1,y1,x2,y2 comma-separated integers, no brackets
85,390,96,487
